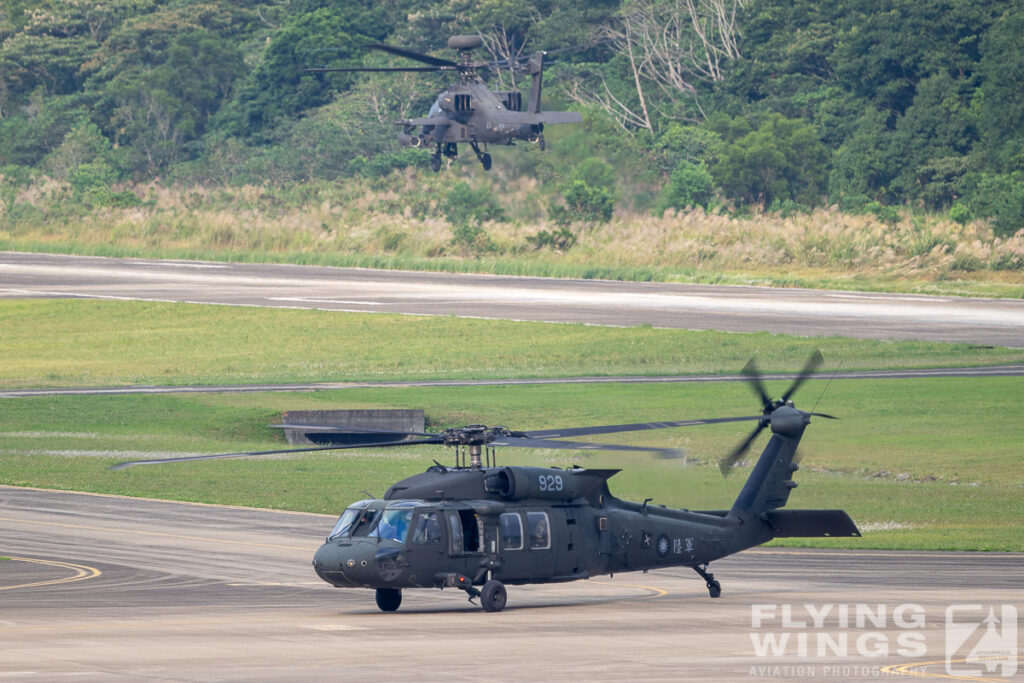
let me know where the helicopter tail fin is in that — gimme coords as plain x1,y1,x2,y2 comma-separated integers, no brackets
526,52,544,113
727,407,806,520
725,407,861,538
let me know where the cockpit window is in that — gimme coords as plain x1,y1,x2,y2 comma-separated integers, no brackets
328,501,378,540
328,508,361,540
369,509,414,543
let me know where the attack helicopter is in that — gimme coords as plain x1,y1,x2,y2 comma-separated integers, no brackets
112,353,860,613
305,35,582,172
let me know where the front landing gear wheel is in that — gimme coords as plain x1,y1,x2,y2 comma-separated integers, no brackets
481,579,507,612
376,587,402,612
481,153,492,171
430,155,442,173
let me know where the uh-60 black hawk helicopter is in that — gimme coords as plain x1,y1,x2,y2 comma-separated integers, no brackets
113,353,859,613
306,35,582,172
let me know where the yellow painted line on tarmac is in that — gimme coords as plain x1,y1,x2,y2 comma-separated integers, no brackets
0,515,310,552
0,556,101,591
0,613,321,633
590,579,669,599
881,657,1014,682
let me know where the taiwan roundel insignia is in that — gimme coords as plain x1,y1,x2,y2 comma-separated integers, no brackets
656,534,670,558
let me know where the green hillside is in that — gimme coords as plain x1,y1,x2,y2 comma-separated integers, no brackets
1,0,1022,276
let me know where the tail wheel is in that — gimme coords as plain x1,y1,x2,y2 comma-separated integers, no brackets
481,579,507,612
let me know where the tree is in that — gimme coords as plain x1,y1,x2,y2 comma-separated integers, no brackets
712,113,827,208
567,0,748,132
975,3,1024,173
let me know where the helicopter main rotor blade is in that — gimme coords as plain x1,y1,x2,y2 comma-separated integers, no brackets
488,435,683,458
302,66,447,73
109,438,444,470
527,415,762,440
365,43,459,68
271,423,437,439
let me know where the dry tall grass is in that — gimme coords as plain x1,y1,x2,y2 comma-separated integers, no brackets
3,175,1022,296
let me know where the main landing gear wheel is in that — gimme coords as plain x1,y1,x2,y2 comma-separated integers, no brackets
376,587,402,612
430,155,442,173
480,153,492,171
481,579,507,612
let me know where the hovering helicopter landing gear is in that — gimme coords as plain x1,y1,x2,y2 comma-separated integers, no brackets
694,564,722,598
468,141,492,171
430,152,442,173
481,579,507,612
375,587,403,612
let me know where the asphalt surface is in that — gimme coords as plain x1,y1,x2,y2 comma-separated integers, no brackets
2,487,1022,682
1,364,1022,399
3,253,1023,680
3,251,1023,347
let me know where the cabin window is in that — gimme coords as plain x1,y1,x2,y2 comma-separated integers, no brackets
527,511,551,550
448,510,481,553
500,512,523,550
447,512,464,553
412,510,442,544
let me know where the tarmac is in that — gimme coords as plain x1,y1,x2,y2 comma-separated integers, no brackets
3,486,1021,682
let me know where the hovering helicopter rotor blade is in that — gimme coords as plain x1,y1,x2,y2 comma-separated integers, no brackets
365,43,458,68
526,415,761,440
780,350,824,404
488,435,683,458
108,438,444,470
302,66,446,73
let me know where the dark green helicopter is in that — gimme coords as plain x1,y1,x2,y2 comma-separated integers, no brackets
305,35,582,172
113,354,859,613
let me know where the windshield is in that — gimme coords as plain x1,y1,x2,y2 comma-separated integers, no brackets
328,509,360,540
328,501,377,540
369,509,414,544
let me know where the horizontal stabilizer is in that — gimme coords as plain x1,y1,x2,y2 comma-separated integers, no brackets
398,116,453,127
764,509,861,537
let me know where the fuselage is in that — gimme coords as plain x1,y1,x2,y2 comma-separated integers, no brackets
311,466,751,590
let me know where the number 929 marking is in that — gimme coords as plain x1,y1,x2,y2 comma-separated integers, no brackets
538,474,563,492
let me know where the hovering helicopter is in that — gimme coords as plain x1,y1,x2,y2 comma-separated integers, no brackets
306,35,582,172
113,353,860,613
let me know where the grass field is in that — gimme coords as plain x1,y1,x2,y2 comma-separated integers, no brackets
3,299,1024,389
2,362,1022,550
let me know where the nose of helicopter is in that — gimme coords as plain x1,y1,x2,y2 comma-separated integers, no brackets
313,541,367,587
312,540,406,587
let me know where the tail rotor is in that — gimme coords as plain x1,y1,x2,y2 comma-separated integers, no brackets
719,351,835,476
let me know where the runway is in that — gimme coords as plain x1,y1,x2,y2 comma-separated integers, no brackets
3,251,1024,347
2,486,1022,681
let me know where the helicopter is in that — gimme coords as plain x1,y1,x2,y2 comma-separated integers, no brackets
112,353,860,613
306,35,582,172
